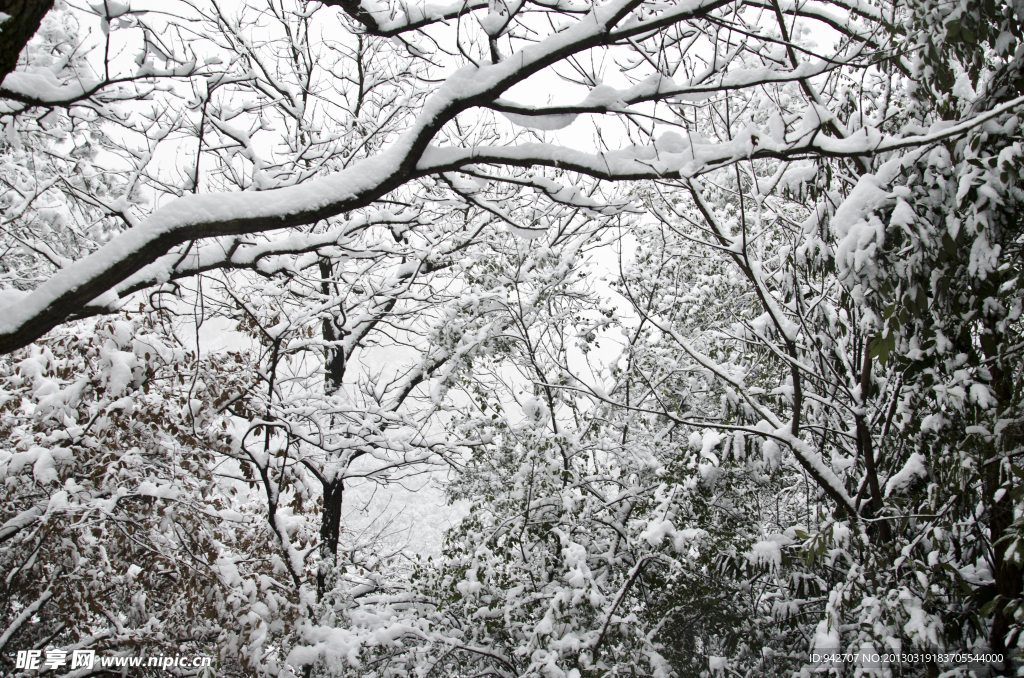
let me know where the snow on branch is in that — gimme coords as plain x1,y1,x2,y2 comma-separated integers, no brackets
0,0,731,353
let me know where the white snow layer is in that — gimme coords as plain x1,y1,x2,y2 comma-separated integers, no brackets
884,452,927,497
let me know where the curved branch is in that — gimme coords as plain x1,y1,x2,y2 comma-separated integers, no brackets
0,0,714,353
1,4,1019,356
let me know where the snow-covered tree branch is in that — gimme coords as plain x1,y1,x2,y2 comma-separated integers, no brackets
2,0,1024,674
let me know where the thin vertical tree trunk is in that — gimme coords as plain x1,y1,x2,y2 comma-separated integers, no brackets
317,257,348,600
317,478,344,598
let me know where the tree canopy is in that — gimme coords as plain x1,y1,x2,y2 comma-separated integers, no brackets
0,0,1023,675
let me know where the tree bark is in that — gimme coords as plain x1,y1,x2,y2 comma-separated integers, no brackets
320,259,348,395
0,0,53,83
317,478,344,599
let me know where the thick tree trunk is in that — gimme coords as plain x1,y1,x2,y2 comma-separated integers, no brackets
317,259,348,600
320,259,347,395
317,479,344,599
0,0,52,83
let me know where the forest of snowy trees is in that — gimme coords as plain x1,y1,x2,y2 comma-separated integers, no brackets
0,0,1022,674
